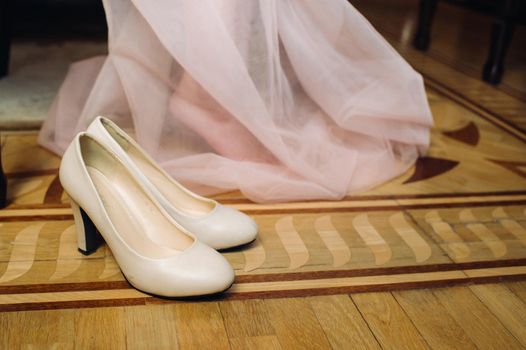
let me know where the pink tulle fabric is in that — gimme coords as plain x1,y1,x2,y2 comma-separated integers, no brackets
38,0,433,203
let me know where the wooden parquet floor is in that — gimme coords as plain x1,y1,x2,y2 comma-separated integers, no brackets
1,81,525,310
1,1,526,348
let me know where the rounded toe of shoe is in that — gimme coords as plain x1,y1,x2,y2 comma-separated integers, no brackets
208,206,259,250
195,249,236,293
138,242,235,298
232,213,258,247
179,243,235,296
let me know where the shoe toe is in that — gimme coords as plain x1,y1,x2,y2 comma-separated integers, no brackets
131,242,234,297
190,245,235,292
229,212,258,247
201,205,259,250
172,242,235,296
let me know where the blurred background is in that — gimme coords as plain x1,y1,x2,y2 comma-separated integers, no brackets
0,0,107,129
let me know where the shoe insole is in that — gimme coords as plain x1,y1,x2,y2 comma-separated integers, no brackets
103,120,215,216
87,166,194,258
128,147,216,216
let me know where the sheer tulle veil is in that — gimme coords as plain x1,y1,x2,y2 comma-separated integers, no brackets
38,0,433,202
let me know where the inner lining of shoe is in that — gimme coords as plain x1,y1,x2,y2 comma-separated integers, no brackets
102,119,216,216
80,136,194,257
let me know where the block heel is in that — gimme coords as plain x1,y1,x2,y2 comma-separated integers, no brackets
70,198,103,255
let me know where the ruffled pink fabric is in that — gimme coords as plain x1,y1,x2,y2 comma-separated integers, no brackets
39,0,433,202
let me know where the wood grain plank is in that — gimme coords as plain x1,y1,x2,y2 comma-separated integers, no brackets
505,281,526,302
229,336,282,350
352,292,430,350
469,284,526,347
2,309,75,349
125,304,179,349
433,286,523,350
174,302,230,350
393,289,478,349
309,295,381,350
0,311,7,349
219,299,275,338
265,298,332,350
74,307,126,349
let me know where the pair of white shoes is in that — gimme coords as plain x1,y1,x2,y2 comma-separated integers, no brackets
60,117,258,297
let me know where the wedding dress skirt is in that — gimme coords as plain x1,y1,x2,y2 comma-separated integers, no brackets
38,0,433,203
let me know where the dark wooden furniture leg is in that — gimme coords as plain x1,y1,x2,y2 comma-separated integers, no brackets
0,141,6,208
482,0,518,84
0,0,12,78
413,0,438,51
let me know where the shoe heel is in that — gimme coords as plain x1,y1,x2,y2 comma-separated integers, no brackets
70,198,103,255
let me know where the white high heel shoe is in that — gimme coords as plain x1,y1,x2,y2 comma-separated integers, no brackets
60,133,235,297
86,116,258,250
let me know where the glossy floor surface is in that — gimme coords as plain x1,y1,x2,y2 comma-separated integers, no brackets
1,0,526,348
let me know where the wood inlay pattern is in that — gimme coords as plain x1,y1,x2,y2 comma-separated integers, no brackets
314,215,351,267
0,223,44,283
352,214,392,265
49,224,83,281
1,66,526,310
389,212,432,263
443,121,480,146
274,216,309,270
403,157,459,184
